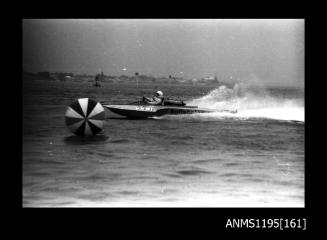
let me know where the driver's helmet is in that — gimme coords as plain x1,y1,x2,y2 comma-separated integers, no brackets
155,91,163,97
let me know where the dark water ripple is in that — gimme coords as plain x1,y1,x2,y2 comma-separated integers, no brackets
224,162,242,167
177,169,213,176
109,139,131,144
192,158,223,164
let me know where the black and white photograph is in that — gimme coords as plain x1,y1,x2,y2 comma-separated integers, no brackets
22,19,304,207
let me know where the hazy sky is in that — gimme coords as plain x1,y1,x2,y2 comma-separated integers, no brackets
23,19,304,87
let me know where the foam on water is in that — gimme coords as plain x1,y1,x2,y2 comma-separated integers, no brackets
187,84,304,122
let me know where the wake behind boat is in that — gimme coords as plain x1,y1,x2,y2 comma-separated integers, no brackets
102,97,237,118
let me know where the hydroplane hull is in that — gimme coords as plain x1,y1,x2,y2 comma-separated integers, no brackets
104,104,236,118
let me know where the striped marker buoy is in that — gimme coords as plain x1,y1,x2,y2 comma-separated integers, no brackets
65,98,105,136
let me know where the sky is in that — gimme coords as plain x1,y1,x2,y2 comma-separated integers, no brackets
23,19,304,87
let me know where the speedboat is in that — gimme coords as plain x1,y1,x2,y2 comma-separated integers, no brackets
102,98,237,118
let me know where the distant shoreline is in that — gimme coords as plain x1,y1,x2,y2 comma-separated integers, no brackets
22,74,304,90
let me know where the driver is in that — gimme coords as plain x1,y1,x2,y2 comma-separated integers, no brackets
143,91,164,105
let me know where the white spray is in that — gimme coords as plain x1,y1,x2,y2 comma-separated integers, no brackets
187,81,304,122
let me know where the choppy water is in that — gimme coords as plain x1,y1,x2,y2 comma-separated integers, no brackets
23,79,304,207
